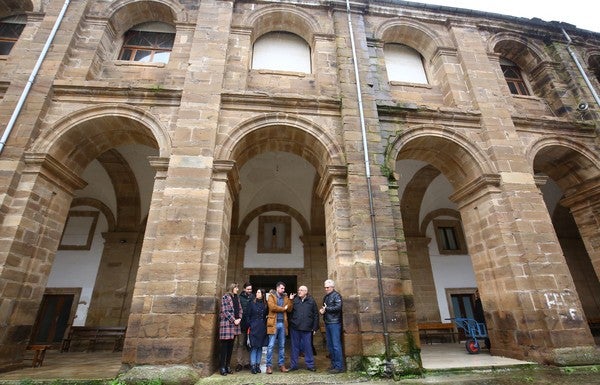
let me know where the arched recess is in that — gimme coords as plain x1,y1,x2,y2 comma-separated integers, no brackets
386,125,495,190
239,203,310,236
529,137,600,332
105,0,183,32
529,137,600,190
0,1,34,17
375,18,448,61
30,104,171,175
487,32,547,74
390,126,492,327
217,113,344,175
71,197,117,232
26,104,168,330
242,4,326,46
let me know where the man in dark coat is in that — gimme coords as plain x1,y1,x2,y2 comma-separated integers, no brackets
288,285,319,371
235,282,253,371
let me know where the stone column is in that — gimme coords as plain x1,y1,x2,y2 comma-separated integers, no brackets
227,234,249,285
452,175,598,365
405,237,440,323
559,177,600,283
86,231,141,327
191,160,239,372
0,154,85,371
330,4,419,374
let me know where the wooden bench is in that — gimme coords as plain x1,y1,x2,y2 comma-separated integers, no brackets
61,326,126,353
26,345,52,367
418,322,457,344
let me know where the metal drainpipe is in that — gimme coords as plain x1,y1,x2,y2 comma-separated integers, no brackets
561,28,600,109
0,0,71,155
344,0,392,372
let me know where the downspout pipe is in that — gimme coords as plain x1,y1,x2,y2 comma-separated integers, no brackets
561,28,600,109
344,0,392,373
0,0,71,155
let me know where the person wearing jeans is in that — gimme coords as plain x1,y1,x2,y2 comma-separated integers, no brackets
265,282,294,373
288,285,319,371
320,279,344,373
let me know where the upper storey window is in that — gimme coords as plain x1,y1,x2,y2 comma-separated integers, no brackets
500,58,530,96
118,22,175,64
384,43,428,84
252,31,311,73
0,15,26,55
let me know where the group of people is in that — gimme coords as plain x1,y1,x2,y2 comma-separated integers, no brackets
218,279,344,375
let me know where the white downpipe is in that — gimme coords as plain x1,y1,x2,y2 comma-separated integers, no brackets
0,0,71,154
344,0,392,370
562,28,600,109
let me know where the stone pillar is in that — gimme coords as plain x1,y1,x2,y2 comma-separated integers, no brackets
405,237,440,323
329,4,419,374
86,231,141,327
0,154,84,371
560,178,600,282
227,234,249,285
192,160,239,372
452,175,598,365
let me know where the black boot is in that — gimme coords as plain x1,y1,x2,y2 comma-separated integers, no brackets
251,365,257,374
227,367,233,374
220,367,227,376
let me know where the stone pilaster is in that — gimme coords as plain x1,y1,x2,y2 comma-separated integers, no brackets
405,237,440,323
0,154,84,371
452,175,598,365
560,177,600,283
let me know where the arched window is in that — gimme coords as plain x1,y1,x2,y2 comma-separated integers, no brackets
588,55,600,84
252,31,311,73
384,43,428,84
500,58,530,96
0,15,26,55
118,22,175,64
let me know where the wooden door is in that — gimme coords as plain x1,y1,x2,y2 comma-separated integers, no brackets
31,294,74,346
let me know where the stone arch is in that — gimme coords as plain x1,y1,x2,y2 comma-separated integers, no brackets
71,197,117,232
238,203,310,237
216,113,344,176
528,136,600,190
30,104,171,175
375,18,448,60
105,0,184,34
96,149,141,231
419,208,461,236
584,50,600,83
400,164,441,237
0,1,34,17
242,4,325,46
387,125,495,190
487,32,548,73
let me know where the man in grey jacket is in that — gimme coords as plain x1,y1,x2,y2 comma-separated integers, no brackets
319,279,344,373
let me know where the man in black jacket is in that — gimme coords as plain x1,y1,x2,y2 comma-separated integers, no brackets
288,285,319,371
235,282,253,371
319,279,344,373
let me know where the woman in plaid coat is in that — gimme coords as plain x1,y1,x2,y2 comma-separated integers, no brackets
219,283,243,375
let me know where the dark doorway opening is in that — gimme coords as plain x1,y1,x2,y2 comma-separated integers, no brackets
250,275,297,295
31,294,74,346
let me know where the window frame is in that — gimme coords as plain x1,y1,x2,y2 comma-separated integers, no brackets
0,15,26,56
433,219,467,255
384,43,428,85
251,31,312,74
500,58,530,96
118,22,175,64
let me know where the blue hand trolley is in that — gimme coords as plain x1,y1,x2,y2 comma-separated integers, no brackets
449,317,489,354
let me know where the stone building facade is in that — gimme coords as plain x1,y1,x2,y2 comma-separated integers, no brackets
1,0,599,377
